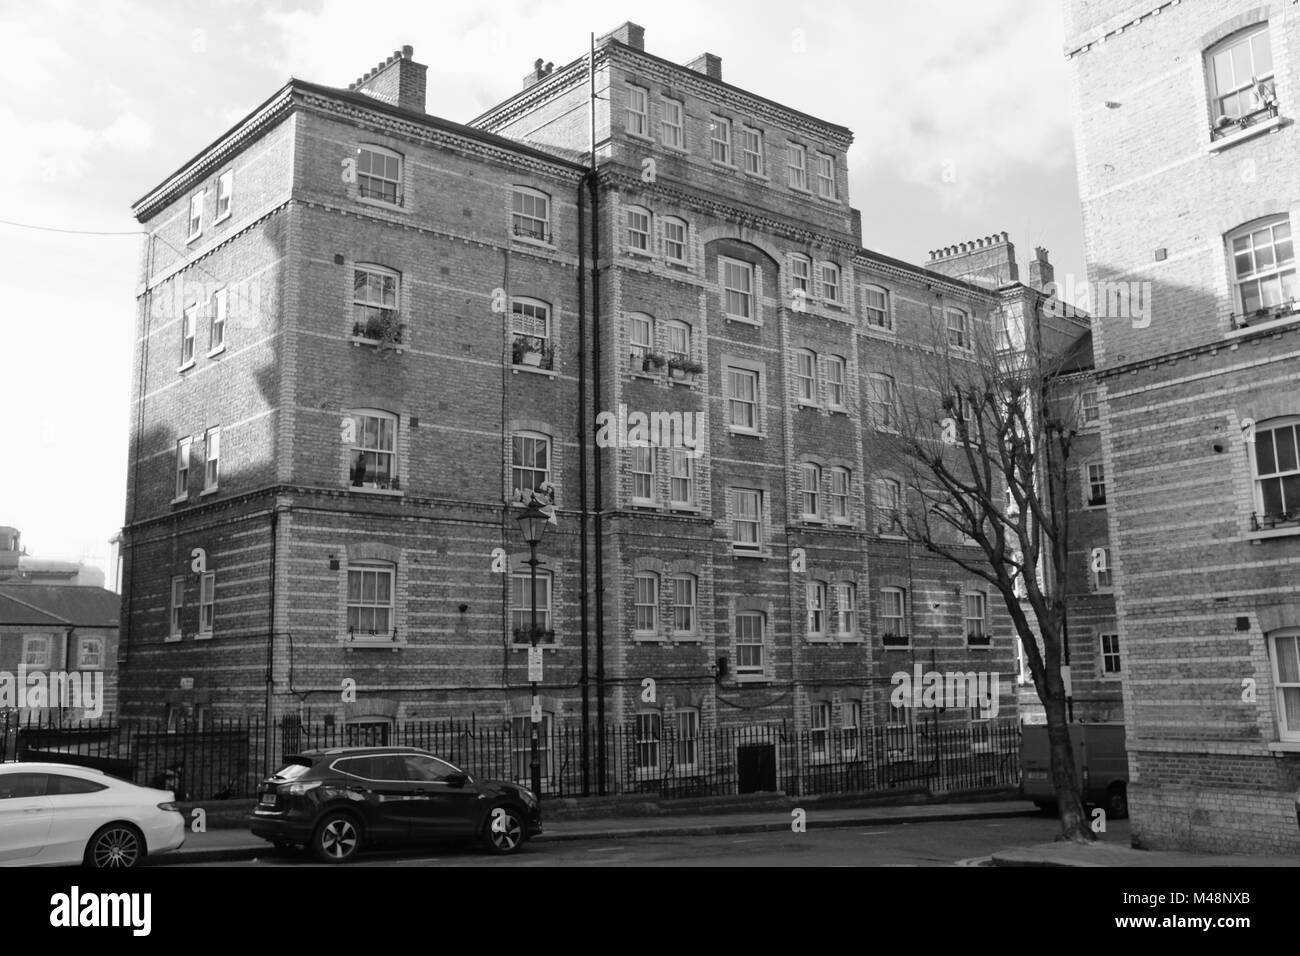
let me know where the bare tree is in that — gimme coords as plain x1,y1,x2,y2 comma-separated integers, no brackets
867,302,1093,843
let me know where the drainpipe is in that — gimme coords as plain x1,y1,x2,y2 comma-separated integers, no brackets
577,171,591,796
588,31,607,793
264,506,279,776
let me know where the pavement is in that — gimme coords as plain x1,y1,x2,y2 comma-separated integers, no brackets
149,797,1300,866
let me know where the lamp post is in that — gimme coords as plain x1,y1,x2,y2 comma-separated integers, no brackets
515,497,550,799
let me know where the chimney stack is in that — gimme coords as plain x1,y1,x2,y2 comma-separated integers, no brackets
685,52,722,81
522,57,556,90
925,230,1019,287
1027,246,1055,290
348,44,427,113
599,22,646,51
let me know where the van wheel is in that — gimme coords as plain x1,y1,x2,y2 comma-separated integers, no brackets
1105,784,1128,820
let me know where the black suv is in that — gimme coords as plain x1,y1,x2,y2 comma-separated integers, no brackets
248,747,541,862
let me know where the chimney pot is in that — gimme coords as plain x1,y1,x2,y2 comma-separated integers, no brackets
402,45,413,58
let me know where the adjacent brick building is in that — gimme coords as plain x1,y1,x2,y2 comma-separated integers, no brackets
120,24,1060,791
1065,0,1300,852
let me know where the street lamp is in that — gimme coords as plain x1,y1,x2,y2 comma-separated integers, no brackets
515,497,550,799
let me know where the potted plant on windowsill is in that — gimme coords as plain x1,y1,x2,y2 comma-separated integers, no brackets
641,351,667,373
513,626,556,644
667,355,703,382
513,335,549,368
966,632,990,645
354,310,404,352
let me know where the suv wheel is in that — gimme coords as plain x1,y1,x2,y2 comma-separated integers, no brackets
483,805,525,855
312,812,362,863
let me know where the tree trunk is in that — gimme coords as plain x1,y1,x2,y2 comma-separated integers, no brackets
1043,693,1093,843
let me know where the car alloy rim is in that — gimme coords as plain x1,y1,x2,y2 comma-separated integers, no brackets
491,812,522,850
94,828,140,867
321,819,357,858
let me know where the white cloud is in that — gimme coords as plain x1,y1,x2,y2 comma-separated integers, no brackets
101,111,156,152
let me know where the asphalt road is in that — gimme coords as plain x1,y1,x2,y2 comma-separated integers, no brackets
183,815,1133,867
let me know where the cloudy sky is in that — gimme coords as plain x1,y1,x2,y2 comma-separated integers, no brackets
0,0,1084,580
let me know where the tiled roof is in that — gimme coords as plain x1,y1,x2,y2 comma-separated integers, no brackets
0,585,120,628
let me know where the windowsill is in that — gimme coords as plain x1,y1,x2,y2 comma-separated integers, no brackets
830,518,853,527
726,428,765,439
626,247,654,260
171,494,189,505
1225,309,1300,338
796,400,820,410
348,486,405,497
865,323,896,334
207,343,226,358
195,631,213,641
799,517,825,525
881,643,912,651
200,487,219,497
165,635,182,643
874,426,900,435
788,183,812,196
966,643,993,651
711,159,738,171
667,505,701,514
837,635,865,644
511,643,559,653
735,674,769,684
356,196,406,213
344,636,406,650
1266,741,1300,753
213,211,231,226
178,359,196,373
662,142,689,155
742,169,770,181
1205,114,1284,153
1084,503,1107,511
628,370,660,381
351,335,406,354
511,234,556,251
633,633,665,643
828,405,848,415
665,258,690,269
630,500,658,509
805,635,832,644
1245,525,1300,542
186,233,201,245
671,634,703,644
731,549,770,560
626,129,655,144
511,363,558,378
722,314,760,326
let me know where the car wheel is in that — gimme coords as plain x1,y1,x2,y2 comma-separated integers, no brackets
1106,784,1129,820
85,823,145,868
483,805,525,855
312,812,362,864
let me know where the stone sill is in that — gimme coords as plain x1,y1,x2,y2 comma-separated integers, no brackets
349,487,404,497
1245,525,1300,543
511,364,558,379
1225,310,1300,339
1266,741,1300,753
1205,115,1283,153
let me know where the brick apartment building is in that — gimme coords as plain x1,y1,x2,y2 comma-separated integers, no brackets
117,23,1091,786
1065,0,1300,852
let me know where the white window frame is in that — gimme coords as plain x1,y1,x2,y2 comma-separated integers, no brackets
203,426,220,494
881,586,907,645
356,144,403,206
669,574,697,635
810,702,830,760
77,636,104,669
820,262,841,304
634,572,659,634
825,356,846,409
1080,387,1100,425
22,635,50,669
511,187,551,243
830,467,851,522
806,580,827,637
175,437,192,501
511,431,552,497
964,591,988,644
876,478,903,535
863,285,890,329
625,205,651,253
1094,547,1114,590
210,288,227,354
348,409,399,491
867,373,896,430
675,708,699,771
1229,216,1296,317
1086,462,1107,507
187,191,204,241
947,307,970,350
663,217,688,264
735,612,765,676
740,126,764,175
710,115,732,165
787,142,808,191
661,97,684,149
628,313,653,369
198,571,215,637
1100,632,1122,677
719,257,755,321
510,569,553,638
353,264,400,339
791,255,811,296
347,563,395,638
725,365,760,433
816,152,836,199
1205,24,1276,124
1252,417,1300,528
626,84,649,137
669,449,696,508
795,350,817,405
799,462,821,519
634,712,662,775
630,445,656,504
731,488,763,553
169,577,185,641
1268,628,1300,742
664,319,691,363
181,304,197,367
842,700,861,758
215,169,233,223
511,296,552,366
836,582,857,637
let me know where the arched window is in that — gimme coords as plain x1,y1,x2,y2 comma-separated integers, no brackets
880,587,907,646
806,580,827,636
820,262,841,303
664,319,691,362
347,408,399,490
625,204,652,253
511,430,551,496
662,217,688,263
347,561,395,637
634,711,662,773
511,297,552,369
510,568,553,641
830,466,851,521
791,254,812,295
634,572,659,633
863,284,890,329
628,312,654,370
799,462,821,519
1205,24,1276,127
356,145,403,204
795,349,818,404
669,573,697,634
1268,627,1300,741
353,264,400,340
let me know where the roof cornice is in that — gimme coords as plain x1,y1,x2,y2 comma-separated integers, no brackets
853,249,1001,304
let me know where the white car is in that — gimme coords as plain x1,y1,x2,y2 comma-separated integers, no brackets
0,762,186,867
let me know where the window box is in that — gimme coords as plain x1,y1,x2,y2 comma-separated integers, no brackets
351,311,405,352
966,631,991,647
881,633,909,648
1250,510,1300,533
513,224,553,244
512,626,556,645
641,351,667,373
347,627,401,645
512,335,555,370
667,356,703,381
1087,496,1107,508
